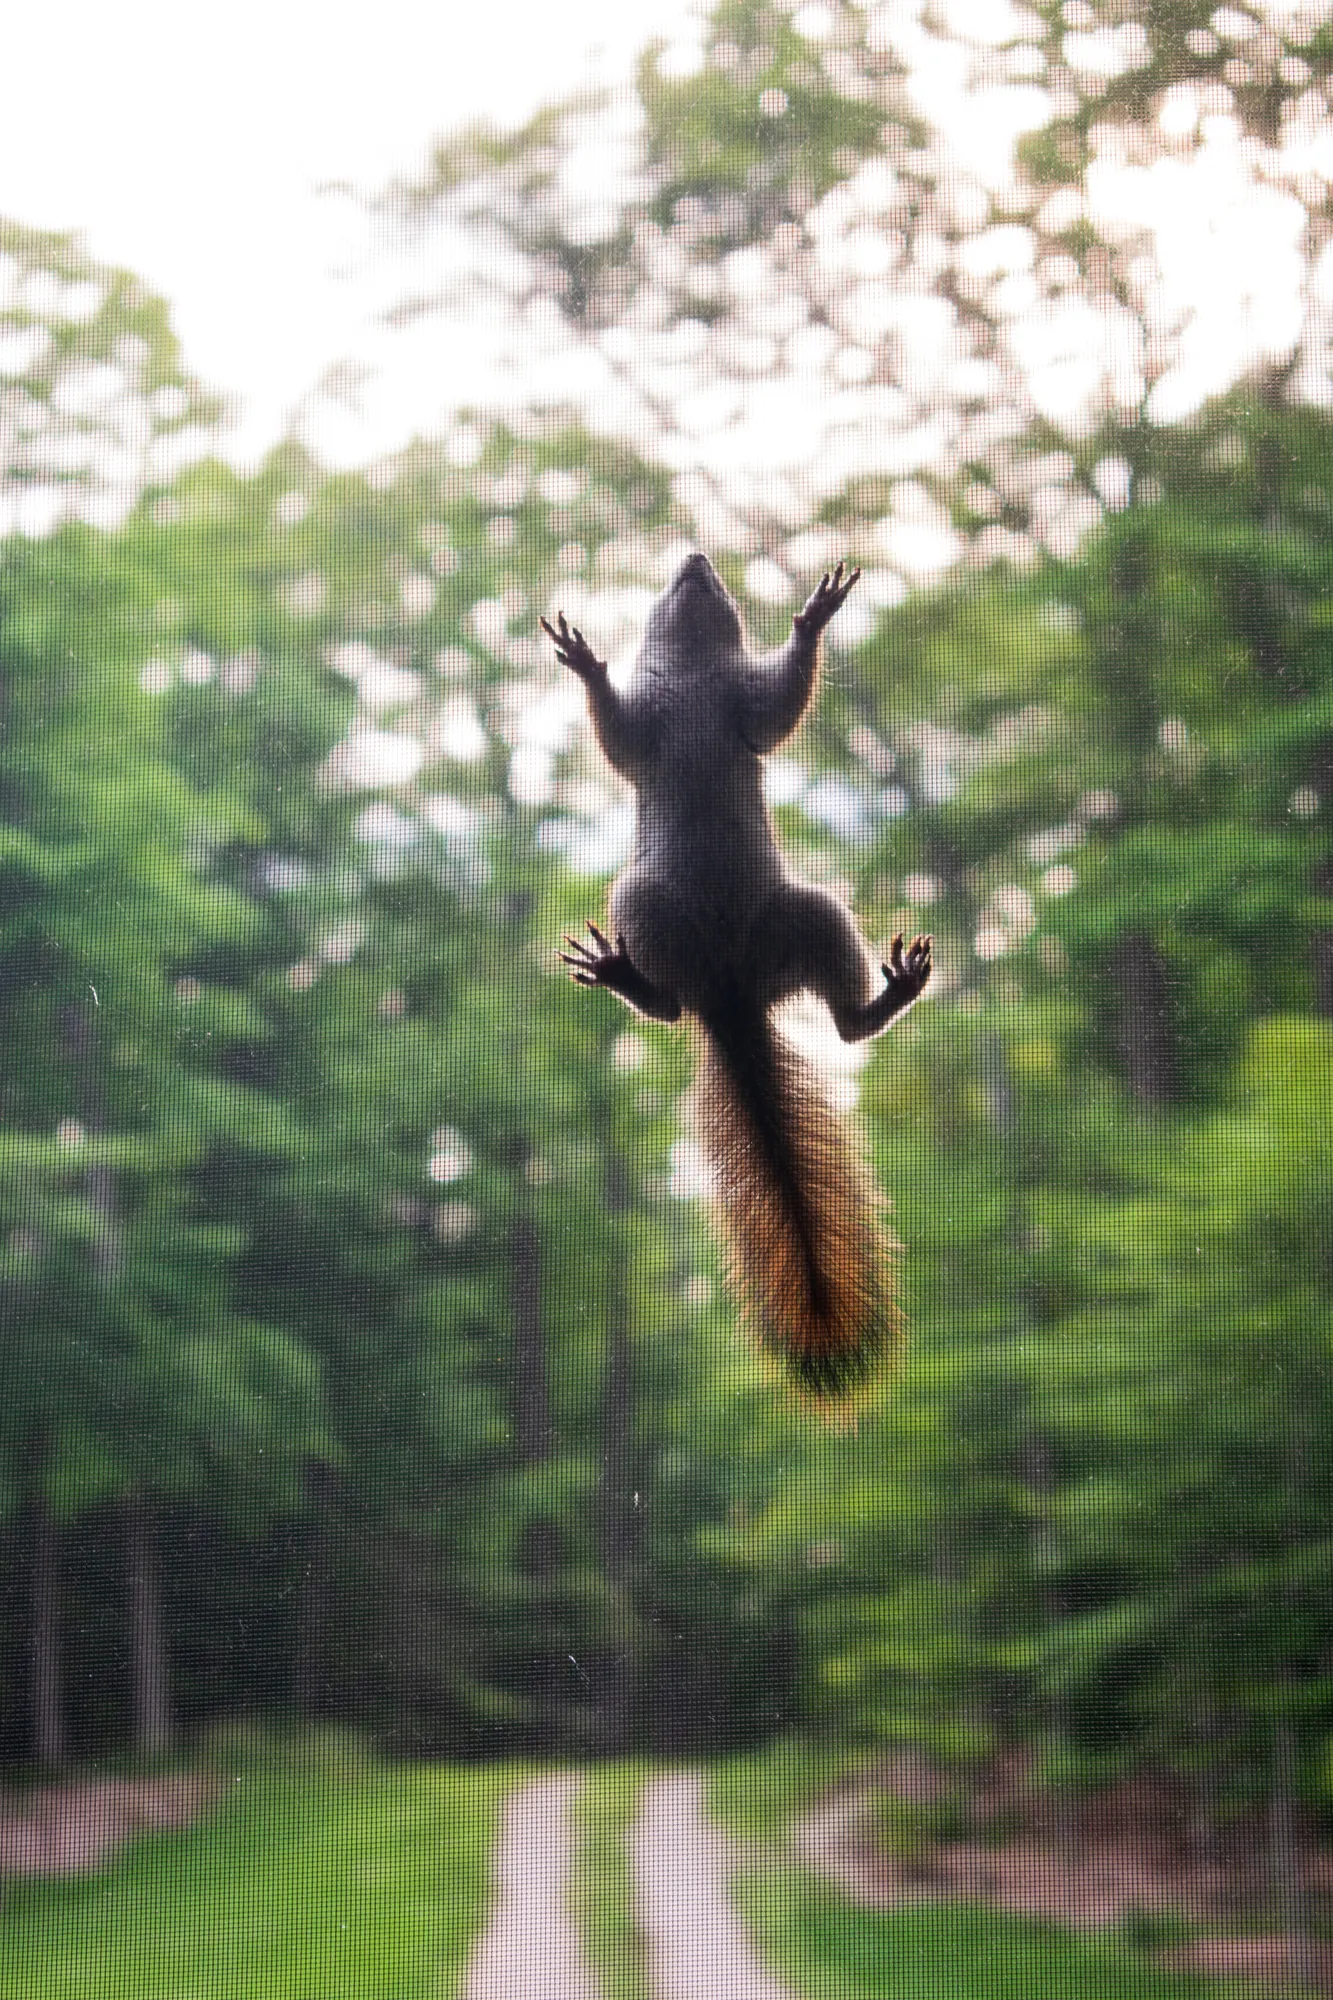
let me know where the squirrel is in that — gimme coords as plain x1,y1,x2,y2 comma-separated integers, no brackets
541,553,930,1396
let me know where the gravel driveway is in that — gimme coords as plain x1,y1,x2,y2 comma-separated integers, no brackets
461,1766,797,1999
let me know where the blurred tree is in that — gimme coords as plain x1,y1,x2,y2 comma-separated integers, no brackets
110,421,732,1757
3,10,1333,1886
1021,0,1333,409
0,218,217,534
370,0,1042,562
365,0,1333,583
0,515,321,1762
707,385,1333,1951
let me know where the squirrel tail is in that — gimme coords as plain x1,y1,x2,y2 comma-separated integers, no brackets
693,995,901,1398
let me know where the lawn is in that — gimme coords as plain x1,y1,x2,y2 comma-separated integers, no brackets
735,1873,1230,2000
0,1753,513,1999
570,1758,653,2000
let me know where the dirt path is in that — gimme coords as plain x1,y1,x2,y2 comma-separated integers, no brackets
461,1772,602,2000
632,1772,799,2000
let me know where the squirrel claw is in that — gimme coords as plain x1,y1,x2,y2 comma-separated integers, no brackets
559,919,635,993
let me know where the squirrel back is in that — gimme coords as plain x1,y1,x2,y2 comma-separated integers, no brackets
694,988,898,1396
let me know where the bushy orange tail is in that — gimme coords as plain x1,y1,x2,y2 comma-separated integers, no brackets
693,998,900,1397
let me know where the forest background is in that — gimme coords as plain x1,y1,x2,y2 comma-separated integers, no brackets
1,0,1333,1959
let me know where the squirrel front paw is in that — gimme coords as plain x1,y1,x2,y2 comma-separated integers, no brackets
882,931,932,1003
793,561,861,638
540,612,607,682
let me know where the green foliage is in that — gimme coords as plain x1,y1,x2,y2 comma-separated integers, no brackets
2,361,1330,1862
694,388,1333,1862
1020,0,1333,176
0,216,217,530
639,0,892,241
0,516,322,1528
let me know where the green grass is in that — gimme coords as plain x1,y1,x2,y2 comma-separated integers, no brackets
0,1754,514,1999
570,1759,654,2000
734,1872,1231,2000
709,1738,864,1844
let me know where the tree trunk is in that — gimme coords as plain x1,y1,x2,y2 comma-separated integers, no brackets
1307,744,1333,1019
1187,1693,1222,1868
1114,930,1177,1106
123,1491,173,1759
598,1144,637,1752
1266,1397,1318,1984
58,1000,121,1278
984,1032,1078,1848
510,1165,565,1748
29,1488,67,1771
511,1203,553,1462
294,1459,338,1718
1267,1717,1319,1987
1313,925,1333,1020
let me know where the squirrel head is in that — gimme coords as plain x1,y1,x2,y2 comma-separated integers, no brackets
642,553,743,671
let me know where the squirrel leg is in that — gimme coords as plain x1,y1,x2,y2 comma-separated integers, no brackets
606,871,709,1018
755,884,930,1042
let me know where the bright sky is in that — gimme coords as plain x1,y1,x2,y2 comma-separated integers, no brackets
0,0,697,463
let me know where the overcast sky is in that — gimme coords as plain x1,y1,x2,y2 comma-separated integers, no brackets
0,0,697,459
